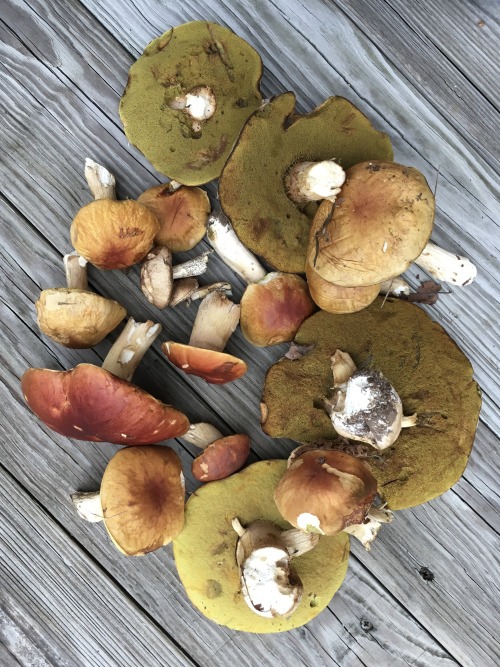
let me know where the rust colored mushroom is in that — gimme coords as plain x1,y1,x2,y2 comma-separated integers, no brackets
182,422,250,481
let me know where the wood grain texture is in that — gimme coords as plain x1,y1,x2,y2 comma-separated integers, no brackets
1,0,499,664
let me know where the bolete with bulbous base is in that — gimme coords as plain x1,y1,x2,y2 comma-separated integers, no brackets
120,21,263,185
173,460,349,632
261,298,481,510
219,92,393,273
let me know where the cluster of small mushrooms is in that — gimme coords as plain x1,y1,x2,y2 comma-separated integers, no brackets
22,21,481,632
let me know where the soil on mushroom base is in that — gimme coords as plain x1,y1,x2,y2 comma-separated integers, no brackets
261,299,481,509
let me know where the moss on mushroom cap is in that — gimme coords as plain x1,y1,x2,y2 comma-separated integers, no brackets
120,22,263,186
173,460,349,632
219,93,393,273
261,299,481,510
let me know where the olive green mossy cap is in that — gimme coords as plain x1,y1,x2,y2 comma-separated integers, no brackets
173,460,349,632
261,299,481,510
120,22,263,186
219,92,393,274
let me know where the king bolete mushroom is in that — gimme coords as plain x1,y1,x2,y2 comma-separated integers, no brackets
71,446,185,555
218,92,393,273
173,460,349,632
261,298,481,509
36,252,126,348
120,22,263,185
71,160,159,270
22,318,189,444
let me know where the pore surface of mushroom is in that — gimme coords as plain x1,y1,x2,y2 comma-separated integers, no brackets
72,446,185,555
120,21,263,185
173,460,349,632
219,92,393,273
22,318,189,444
261,298,481,509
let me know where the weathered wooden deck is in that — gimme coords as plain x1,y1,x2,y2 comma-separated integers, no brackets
1,0,499,665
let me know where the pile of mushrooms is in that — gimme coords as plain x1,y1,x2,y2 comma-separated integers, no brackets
20,19,482,634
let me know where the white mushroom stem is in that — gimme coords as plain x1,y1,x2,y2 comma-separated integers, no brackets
84,158,117,200
343,504,394,551
64,252,88,290
189,291,240,352
280,529,320,558
102,317,161,381
379,277,411,298
414,241,477,286
207,212,267,285
71,491,103,523
172,251,211,280
232,518,302,619
285,160,346,204
181,422,224,448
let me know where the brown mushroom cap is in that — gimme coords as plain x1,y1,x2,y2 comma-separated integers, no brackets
21,364,189,444
36,288,126,348
274,450,377,536
162,341,247,384
307,162,435,286
219,93,393,273
101,446,185,555
138,184,210,252
305,264,380,314
70,199,160,270
192,434,250,481
240,273,315,347
261,298,481,509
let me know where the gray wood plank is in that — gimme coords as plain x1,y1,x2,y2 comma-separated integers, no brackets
0,639,22,667
0,194,459,667
0,469,195,667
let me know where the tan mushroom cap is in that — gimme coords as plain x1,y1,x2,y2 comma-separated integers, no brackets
192,434,250,482
21,364,189,444
308,161,434,286
240,273,315,347
173,460,349,632
71,199,160,270
138,184,210,252
101,446,185,555
274,450,378,536
305,264,380,314
36,288,126,348
162,341,247,384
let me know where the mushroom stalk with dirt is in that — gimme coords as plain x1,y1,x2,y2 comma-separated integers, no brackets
71,446,185,555
162,291,247,383
232,518,306,619
413,240,477,286
324,350,417,450
22,317,190,444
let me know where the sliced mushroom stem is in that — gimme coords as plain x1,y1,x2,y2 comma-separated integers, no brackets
70,491,103,523
189,292,240,352
343,503,394,551
286,160,346,204
402,413,418,428
281,528,320,558
64,251,88,290
102,317,162,380
232,518,303,619
141,246,173,309
84,158,117,200
172,251,211,280
188,281,232,302
379,277,411,297
181,422,224,448
207,211,267,285
414,241,477,286
169,278,200,307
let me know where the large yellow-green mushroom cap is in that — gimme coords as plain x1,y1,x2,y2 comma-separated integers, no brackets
261,299,481,510
120,22,263,185
173,460,349,632
218,92,393,273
